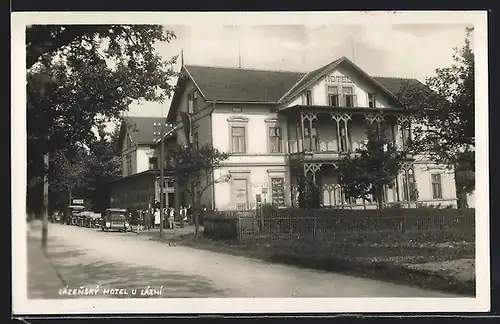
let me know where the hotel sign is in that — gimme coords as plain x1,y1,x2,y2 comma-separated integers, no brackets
72,198,84,205
326,75,353,84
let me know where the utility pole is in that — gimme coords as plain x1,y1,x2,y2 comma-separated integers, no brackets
41,152,49,250
154,102,172,238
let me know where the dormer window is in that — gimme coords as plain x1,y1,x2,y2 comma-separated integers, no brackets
305,90,313,105
192,90,198,112
368,93,377,108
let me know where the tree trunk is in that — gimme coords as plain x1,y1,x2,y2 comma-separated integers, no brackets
375,185,383,210
194,210,199,237
42,153,49,250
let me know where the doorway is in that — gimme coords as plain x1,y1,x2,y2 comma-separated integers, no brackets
232,178,249,210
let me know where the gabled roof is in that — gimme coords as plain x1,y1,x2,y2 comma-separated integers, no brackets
281,56,415,105
279,57,344,102
166,58,427,121
117,116,173,152
185,65,305,102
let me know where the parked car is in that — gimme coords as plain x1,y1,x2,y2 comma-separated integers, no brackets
51,211,62,223
102,208,130,232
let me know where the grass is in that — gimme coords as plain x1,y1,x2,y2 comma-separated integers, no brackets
150,232,476,296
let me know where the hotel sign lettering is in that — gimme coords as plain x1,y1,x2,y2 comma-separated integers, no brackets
325,75,353,84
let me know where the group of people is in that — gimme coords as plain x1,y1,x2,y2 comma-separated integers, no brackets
134,205,193,231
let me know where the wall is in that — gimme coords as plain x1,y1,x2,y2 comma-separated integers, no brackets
212,166,290,211
170,77,214,208
285,64,394,109
136,145,155,174
175,79,212,147
109,172,156,209
413,162,457,206
212,104,288,160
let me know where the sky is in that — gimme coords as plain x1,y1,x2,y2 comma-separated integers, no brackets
124,23,471,123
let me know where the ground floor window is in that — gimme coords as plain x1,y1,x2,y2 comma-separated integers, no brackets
431,173,443,199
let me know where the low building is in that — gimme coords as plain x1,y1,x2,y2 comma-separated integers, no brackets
165,56,458,210
108,116,176,210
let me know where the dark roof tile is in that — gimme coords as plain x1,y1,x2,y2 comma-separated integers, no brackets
185,65,305,102
373,76,425,96
124,116,170,145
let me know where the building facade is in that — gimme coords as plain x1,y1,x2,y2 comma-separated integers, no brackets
163,56,457,211
108,116,176,210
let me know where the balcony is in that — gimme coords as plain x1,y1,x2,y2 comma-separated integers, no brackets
284,110,413,164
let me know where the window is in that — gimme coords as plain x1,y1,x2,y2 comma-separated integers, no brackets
149,157,158,170
304,124,318,151
368,93,377,108
192,90,199,113
193,132,199,149
187,93,193,114
305,90,313,105
339,126,348,152
126,154,132,176
271,178,285,206
268,127,282,153
400,126,411,150
431,173,443,199
327,86,339,107
343,87,356,107
231,126,246,153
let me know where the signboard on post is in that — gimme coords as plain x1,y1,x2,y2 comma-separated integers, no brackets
72,198,84,205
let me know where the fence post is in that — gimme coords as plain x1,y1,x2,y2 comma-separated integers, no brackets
313,212,317,240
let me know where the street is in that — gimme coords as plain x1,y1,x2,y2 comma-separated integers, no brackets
28,222,463,298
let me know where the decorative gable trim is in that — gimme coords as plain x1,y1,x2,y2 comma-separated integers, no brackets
183,66,208,100
282,56,401,106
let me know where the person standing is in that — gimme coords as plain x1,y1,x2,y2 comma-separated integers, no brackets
154,208,160,228
179,206,185,228
145,209,151,230
168,207,175,229
186,204,193,225
137,210,143,231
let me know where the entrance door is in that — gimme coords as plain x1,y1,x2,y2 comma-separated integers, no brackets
232,179,249,210
167,193,175,208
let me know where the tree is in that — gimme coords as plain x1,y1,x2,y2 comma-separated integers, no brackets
166,143,230,236
397,27,475,197
49,147,89,210
84,125,122,213
337,123,406,209
296,170,321,209
27,25,178,218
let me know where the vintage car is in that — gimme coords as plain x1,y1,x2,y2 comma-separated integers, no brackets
50,211,62,223
102,208,130,232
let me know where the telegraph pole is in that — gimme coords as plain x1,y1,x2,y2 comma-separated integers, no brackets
41,152,49,250
159,102,166,238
